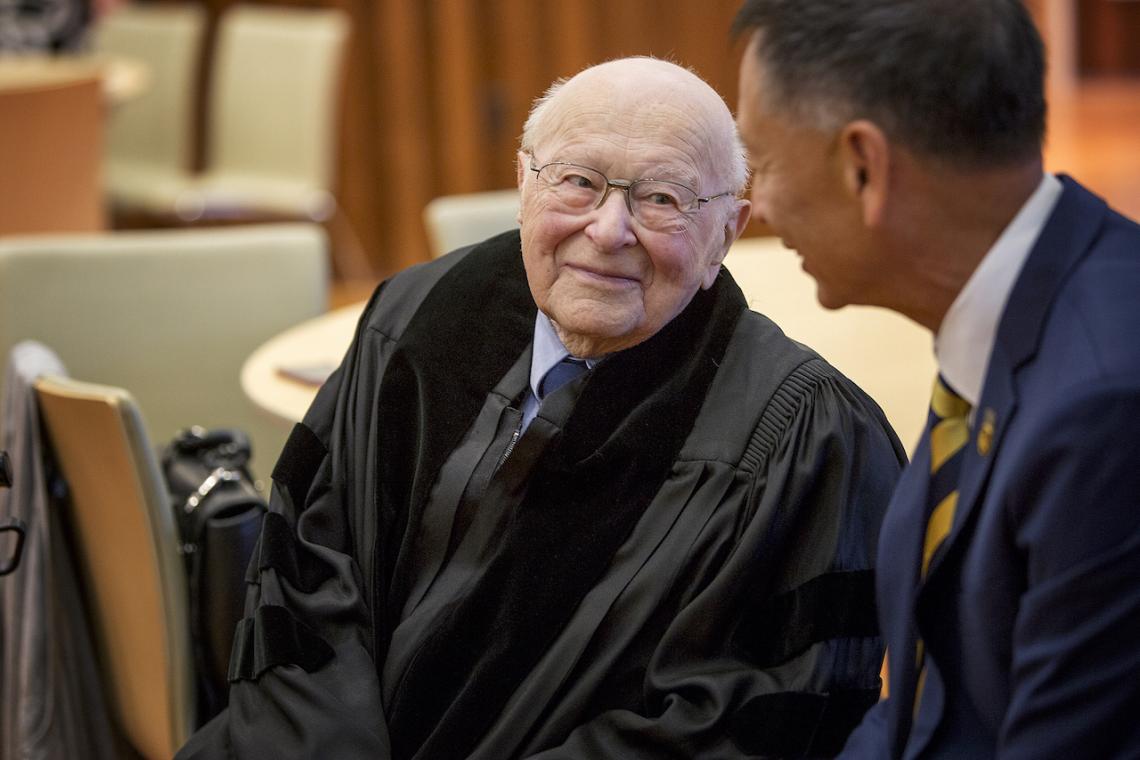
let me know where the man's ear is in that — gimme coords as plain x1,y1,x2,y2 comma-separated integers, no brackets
516,151,530,225
838,120,889,228
516,151,529,189
701,198,752,289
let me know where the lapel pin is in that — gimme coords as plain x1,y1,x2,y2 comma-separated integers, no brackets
977,408,996,456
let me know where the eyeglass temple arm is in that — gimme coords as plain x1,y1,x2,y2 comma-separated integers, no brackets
697,190,735,206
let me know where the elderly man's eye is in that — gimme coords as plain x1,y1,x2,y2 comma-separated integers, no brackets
635,184,683,208
565,173,597,190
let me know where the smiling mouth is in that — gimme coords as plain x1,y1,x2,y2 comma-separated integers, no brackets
565,263,641,287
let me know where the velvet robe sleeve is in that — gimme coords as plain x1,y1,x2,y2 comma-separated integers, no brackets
521,363,904,759
176,287,396,759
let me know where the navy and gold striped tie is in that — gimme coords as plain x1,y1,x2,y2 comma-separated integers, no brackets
922,375,971,575
913,374,971,712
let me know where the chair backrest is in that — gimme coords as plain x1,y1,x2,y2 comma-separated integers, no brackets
34,374,193,760
0,76,104,234
93,5,206,192
0,224,329,473
423,189,521,258
207,5,348,197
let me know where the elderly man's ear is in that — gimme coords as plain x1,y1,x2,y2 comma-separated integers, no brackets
838,120,890,228
702,198,752,289
516,151,529,225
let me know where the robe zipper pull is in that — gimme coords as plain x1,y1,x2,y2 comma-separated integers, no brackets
494,423,522,472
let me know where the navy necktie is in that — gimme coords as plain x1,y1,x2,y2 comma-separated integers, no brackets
538,356,588,400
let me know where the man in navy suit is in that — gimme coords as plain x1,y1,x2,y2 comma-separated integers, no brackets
734,1,1140,757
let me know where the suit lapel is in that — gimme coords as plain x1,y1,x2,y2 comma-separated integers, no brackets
924,176,1107,583
882,447,935,755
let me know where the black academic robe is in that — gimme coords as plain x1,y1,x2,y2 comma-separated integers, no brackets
178,231,905,759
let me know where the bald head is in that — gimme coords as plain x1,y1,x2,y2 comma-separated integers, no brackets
521,57,748,194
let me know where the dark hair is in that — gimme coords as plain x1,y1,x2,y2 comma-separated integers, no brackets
733,0,1046,166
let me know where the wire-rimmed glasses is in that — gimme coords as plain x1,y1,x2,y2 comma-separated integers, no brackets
529,160,733,232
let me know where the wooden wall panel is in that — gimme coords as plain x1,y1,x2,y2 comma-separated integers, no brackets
168,0,745,277
487,0,547,184
329,0,380,277
1078,0,1140,75
386,1,435,269
548,1,597,77
603,0,658,59
431,0,485,195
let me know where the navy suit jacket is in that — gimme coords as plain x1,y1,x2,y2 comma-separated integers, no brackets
840,176,1140,759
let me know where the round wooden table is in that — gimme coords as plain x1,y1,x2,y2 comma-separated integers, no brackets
241,302,365,425
0,53,149,101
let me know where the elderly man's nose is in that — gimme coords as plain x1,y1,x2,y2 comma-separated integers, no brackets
586,189,638,249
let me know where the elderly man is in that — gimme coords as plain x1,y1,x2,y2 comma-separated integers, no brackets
179,57,903,759
734,2,1140,758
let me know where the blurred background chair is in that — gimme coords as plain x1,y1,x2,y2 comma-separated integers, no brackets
93,4,206,215
35,373,194,760
423,189,520,258
97,4,364,279
0,224,329,474
0,76,104,235
172,5,349,225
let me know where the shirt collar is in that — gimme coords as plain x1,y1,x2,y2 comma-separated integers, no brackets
529,311,598,400
935,172,1062,406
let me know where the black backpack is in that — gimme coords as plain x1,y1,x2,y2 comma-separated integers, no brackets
161,427,266,724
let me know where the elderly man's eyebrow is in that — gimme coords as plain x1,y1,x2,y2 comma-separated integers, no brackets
641,166,703,189
547,155,701,186
537,150,601,169
596,158,698,184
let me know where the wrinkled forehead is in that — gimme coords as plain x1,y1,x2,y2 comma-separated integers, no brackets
532,61,736,185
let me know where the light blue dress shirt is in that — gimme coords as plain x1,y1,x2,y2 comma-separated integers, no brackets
520,311,598,431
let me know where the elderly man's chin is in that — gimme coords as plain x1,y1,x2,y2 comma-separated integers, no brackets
545,293,649,357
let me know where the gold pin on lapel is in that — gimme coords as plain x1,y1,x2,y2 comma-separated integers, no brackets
977,408,996,456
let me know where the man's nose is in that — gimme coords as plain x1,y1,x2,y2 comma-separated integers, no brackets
585,188,638,250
